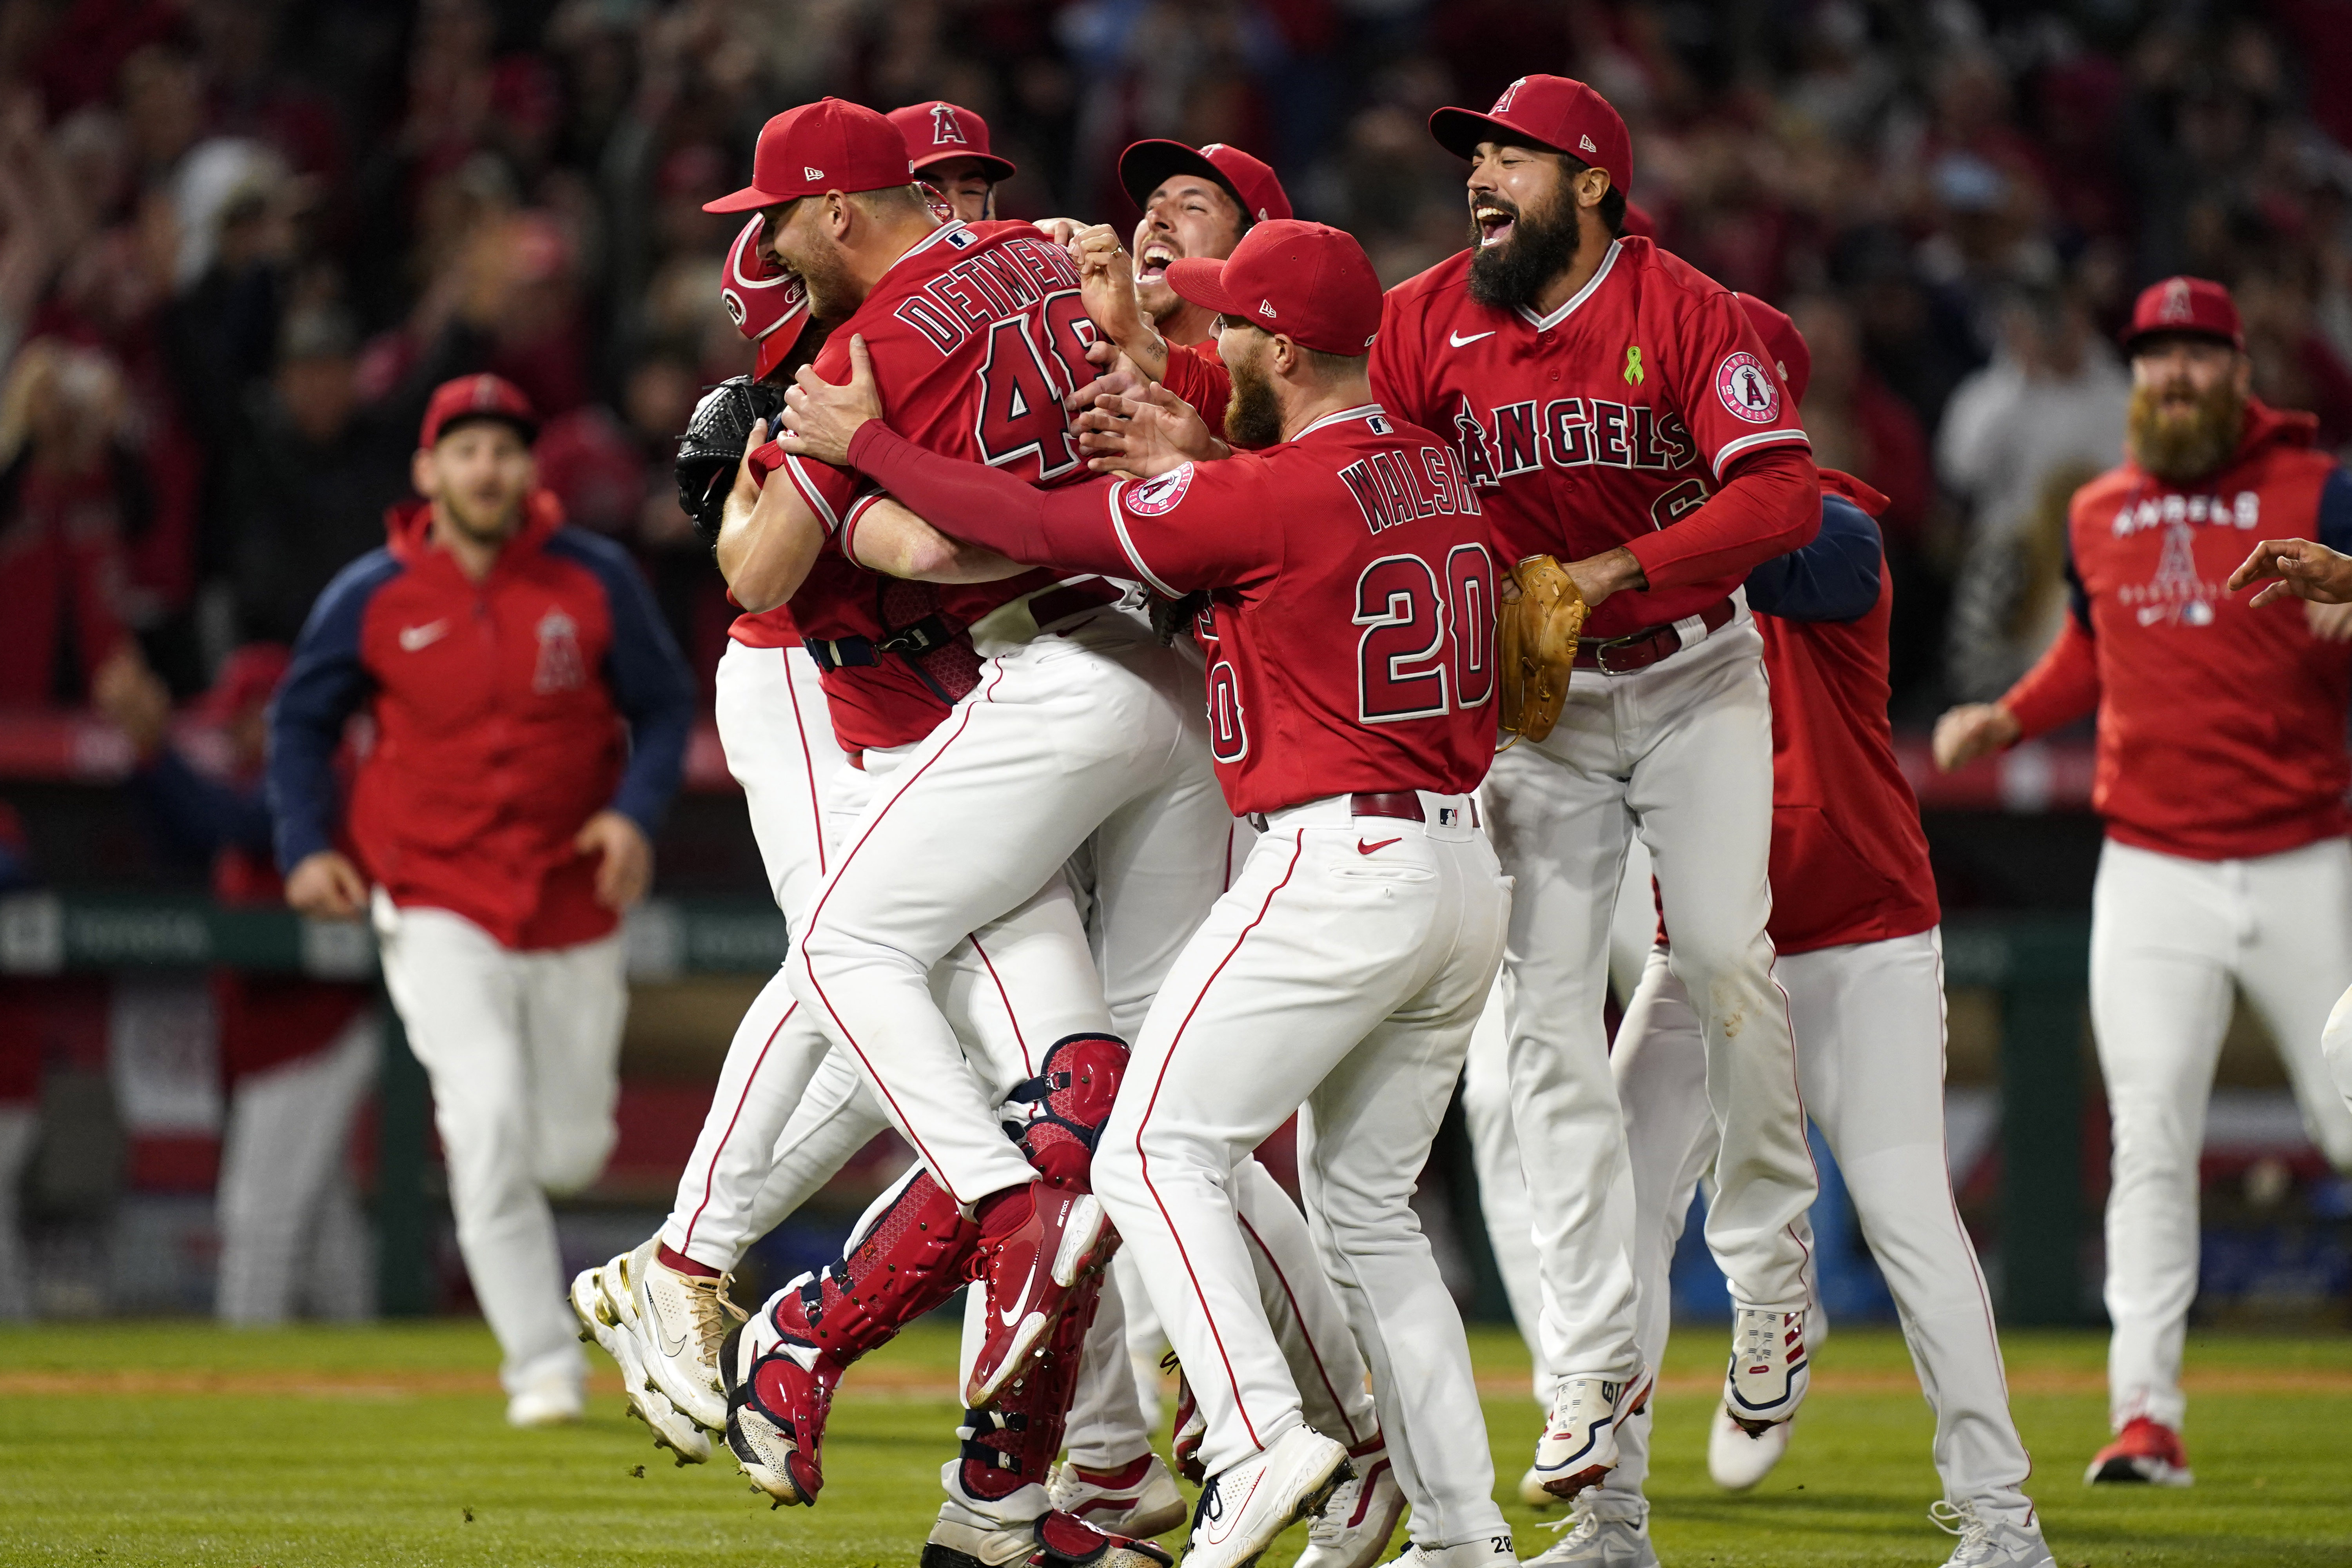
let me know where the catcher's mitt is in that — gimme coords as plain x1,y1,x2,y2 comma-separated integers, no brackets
675,375,785,546
1497,554,1586,745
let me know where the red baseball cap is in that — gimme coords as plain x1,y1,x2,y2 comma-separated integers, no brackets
704,98,915,214
1736,294,1812,407
1119,140,1293,225
889,101,1016,185
2122,276,2244,355
419,373,537,449
1165,219,1381,356
1430,74,1633,196
720,215,815,380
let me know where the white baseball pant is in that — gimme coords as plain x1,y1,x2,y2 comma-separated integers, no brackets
2326,984,2352,1118
662,643,1117,1272
214,1011,379,1323
2090,835,2352,1432
1584,933,2032,1519
1461,838,1656,1402
1481,616,1815,1390
373,895,626,1395
1095,793,1512,1550
791,612,1225,1210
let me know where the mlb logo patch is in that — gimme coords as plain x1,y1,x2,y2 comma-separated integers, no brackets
946,227,976,248
1367,414,1392,434
1436,806,1460,828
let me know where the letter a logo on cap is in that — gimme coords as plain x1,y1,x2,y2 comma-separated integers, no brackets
1494,78,1526,113
929,103,966,147
2160,277,2193,324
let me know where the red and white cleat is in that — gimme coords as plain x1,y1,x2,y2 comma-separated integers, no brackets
721,1305,841,1506
1532,1369,1654,1499
1722,1305,1809,1434
2084,1417,2192,1487
1047,1453,1189,1539
964,1183,1114,1409
1293,1440,1405,1568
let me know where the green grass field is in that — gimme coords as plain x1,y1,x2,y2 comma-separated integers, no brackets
2,1317,2346,1566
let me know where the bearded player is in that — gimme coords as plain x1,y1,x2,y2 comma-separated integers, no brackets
1532,296,2049,1568
1937,276,2352,1489
782,217,1515,1568
1371,74,1821,1494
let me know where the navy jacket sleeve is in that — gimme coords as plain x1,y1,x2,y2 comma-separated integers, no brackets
132,750,276,865
268,551,397,871
1742,493,1884,622
550,530,695,837
2319,466,2352,555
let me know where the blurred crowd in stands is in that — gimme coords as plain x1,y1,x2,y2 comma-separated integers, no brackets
4,0,2352,741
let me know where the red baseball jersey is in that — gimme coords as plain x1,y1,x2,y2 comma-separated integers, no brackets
1755,474,1940,953
748,218,1087,750
2001,399,2351,860
1372,236,1813,639
1101,405,1496,815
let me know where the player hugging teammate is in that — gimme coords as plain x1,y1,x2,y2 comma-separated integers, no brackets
519,76,2138,1568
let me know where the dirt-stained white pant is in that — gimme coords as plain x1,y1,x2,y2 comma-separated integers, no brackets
1481,616,1814,1392
373,896,627,1394
2090,836,2352,1432
1096,794,1511,1551
1588,933,2031,1517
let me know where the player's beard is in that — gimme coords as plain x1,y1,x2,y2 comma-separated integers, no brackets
1467,187,1581,314
441,488,522,544
783,235,862,323
1223,346,1284,450
2127,378,2245,485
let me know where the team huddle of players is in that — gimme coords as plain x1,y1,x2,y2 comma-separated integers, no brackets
510,73,2352,1568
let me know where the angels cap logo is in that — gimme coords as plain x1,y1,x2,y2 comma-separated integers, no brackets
1579,134,1597,154
1493,78,1526,113
929,103,967,147
1124,463,1194,517
2160,277,2194,323
1259,299,1278,319
1715,351,1781,424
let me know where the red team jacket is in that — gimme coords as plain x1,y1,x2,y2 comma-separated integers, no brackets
2001,399,2352,861
1372,236,1817,639
740,219,1095,754
270,491,694,949
844,402,1497,815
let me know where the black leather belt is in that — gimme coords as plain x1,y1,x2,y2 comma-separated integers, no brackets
1573,597,1737,674
803,612,960,672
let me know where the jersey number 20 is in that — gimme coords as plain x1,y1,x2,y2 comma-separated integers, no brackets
1354,544,1495,723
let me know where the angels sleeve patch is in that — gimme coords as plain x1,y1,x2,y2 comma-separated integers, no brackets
1124,463,1196,516
1715,351,1782,425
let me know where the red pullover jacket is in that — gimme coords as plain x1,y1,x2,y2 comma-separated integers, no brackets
268,492,694,949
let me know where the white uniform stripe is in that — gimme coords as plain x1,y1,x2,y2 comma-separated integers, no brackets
780,454,842,533
1105,481,1182,597
1710,427,1811,481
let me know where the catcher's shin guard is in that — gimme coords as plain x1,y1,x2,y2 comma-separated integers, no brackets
957,1270,1107,1498
1008,1034,1130,1191
789,1167,980,1361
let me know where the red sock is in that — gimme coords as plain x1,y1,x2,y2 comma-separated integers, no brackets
973,1183,1033,1240
657,1242,721,1279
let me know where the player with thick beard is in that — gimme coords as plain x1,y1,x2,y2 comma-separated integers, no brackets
1938,276,2352,1489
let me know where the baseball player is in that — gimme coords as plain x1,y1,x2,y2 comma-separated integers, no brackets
891,101,1017,222
1936,276,2352,1488
1506,298,2051,1568
269,372,694,1425
1371,74,1822,1492
780,218,1514,1568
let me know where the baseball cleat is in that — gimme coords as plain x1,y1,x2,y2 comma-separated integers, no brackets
1519,1466,1556,1509
1723,1305,1809,1433
1707,1400,1791,1491
1046,1453,1189,1539
622,1238,744,1433
1388,1539,1521,1568
505,1367,585,1428
570,1254,711,1463
923,1461,1175,1568
1293,1441,1405,1568
1183,1425,1352,1568
721,1307,840,1506
1521,1501,1659,1568
964,1185,1114,1409
1930,1498,2058,1567
2084,1417,2192,1486
1532,1368,1653,1499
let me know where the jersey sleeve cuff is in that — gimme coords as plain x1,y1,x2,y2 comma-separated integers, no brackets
842,490,887,564
1102,481,1182,597
1710,427,1810,481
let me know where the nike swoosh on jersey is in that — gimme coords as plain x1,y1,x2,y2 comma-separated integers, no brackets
1357,837,1402,855
1448,330,1497,347
398,620,449,652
